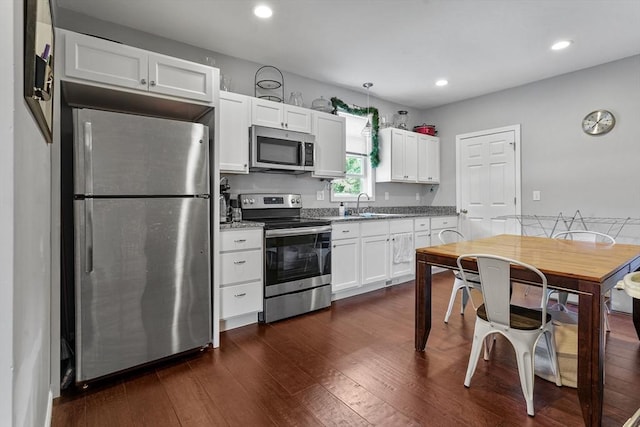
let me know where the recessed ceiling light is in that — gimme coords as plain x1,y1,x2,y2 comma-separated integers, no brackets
254,5,273,18
551,40,573,50
435,79,448,87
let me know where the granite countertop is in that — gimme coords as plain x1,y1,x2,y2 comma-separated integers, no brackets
313,212,458,223
220,221,264,230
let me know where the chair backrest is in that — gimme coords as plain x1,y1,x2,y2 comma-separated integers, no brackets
438,229,465,245
456,254,548,329
552,230,616,244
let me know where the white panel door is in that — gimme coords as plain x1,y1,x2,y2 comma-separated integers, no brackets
457,127,519,240
149,54,214,102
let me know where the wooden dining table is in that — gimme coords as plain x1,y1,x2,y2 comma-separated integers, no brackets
415,234,640,427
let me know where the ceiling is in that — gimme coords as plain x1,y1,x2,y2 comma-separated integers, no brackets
55,0,640,110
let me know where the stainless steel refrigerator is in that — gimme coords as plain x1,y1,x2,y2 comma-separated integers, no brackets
73,108,211,383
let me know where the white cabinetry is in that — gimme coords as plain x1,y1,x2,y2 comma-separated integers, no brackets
413,217,431,249
377,128,418,182
63,30,214,104
377,128,440,184
417,135,440,184
389,219,414,279
251,98,311,133
219,228,263,330
331,222,360,293
360,220,390,285
430,216,458,240
219,92,250,174
311,111,346,179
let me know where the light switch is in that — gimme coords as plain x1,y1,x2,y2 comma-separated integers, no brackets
533,190,541,201
384,192,389,200
416,192,420,201
316,190,324,201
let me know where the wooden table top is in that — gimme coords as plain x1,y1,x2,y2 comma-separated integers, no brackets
417,234,640,283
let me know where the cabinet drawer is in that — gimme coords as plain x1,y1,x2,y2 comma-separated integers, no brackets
389,219,413,234
413,217,430,232
332,222,360,240
220,229,263,252
360,220,389,237
430,216,458,230
220,249,262,285
220,282,263,319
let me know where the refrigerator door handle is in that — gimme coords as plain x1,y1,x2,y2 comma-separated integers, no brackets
84,122,94,195
85,199,94,273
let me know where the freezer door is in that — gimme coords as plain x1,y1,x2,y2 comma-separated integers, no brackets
74,197,211,382
74,108,209,196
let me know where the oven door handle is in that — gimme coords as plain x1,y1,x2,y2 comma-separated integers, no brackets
265,225,332,238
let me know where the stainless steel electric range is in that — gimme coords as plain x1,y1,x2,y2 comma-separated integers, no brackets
239,193,332,323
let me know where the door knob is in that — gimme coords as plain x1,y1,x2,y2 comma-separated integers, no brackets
460,209,468,214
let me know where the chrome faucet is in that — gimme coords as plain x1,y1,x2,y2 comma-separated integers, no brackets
356,192,370,214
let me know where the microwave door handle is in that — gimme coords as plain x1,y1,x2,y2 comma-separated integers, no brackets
299,141,304,165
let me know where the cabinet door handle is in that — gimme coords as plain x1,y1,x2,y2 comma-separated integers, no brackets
342,230,350,233
234,260,246,265
150,80,156,86
234,239,247,243
140,78,147,85
460,209,468,214
281,122,285,127
234,293,247,297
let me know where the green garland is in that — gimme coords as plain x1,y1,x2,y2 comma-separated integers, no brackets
330,97,380,168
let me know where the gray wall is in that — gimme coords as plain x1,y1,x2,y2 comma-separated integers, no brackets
55,8,444,210
2,0,53,426
423,55,640,218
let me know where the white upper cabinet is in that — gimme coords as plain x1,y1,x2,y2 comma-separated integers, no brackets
377,128,439,184
219,92,250,174
377,128,418,183
417,134,440,184
311,111,346,179
62,30,215,104
251,98,311,133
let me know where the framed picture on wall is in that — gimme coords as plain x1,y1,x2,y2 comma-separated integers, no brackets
24,0,54,144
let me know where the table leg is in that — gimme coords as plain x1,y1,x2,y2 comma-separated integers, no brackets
633,297,640,340
415,259,432,351
577,284,604,427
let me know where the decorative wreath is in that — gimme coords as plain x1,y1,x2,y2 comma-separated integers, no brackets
330,97,380,168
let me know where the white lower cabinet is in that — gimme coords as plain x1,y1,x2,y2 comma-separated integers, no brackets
331,222,360,293
360,220,390,285
414,217,431,249
219,228,263,330
331,215,457,300
389,219,414,279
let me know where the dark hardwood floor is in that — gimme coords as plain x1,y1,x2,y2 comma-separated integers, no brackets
53,272,640,426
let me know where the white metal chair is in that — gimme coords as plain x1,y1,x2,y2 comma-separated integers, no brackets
458,254,562,416
439,229,482,323
551,230,616,331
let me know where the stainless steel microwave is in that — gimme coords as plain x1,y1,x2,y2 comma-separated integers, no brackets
250,125,315,173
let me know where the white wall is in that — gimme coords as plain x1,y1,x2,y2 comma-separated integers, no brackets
55,8,446,209
3,0,53,426
0,1,15,425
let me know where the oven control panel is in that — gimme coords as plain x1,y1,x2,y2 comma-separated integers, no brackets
239,193,302,209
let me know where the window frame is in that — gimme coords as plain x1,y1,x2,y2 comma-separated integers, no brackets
330,112,375,203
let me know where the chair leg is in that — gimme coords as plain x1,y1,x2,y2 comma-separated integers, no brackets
461,286,469,314
464,328,488,387
543,331,562,387
444,278,464,323
512,339,536,416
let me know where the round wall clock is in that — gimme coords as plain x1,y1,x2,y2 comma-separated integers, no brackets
582,110,615,135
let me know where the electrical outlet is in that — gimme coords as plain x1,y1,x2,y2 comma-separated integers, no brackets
416,192,420,201
533,190,541,201
316,190,324,201
384,192,389,200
